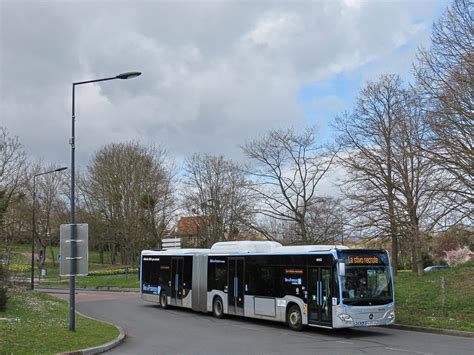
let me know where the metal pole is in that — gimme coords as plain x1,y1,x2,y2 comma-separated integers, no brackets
67,72,140,331
69,83,76,331
30,176,36,290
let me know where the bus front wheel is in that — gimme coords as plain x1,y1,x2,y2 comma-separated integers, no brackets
212,296,224,319
160,291,168,309
286,304,303,331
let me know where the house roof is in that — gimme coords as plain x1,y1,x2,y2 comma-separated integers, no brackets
177,216,211,237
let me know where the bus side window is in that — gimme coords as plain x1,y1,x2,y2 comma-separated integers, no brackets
208,260,226,291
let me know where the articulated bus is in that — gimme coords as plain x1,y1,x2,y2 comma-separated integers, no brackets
140,241,395,330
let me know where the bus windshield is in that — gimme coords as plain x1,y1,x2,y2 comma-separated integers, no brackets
341,265,392,305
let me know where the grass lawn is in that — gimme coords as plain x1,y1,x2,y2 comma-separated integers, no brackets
11,244,109,265
0,289,119,354
8,244,138,284
394,264,474,332
40,273,139,288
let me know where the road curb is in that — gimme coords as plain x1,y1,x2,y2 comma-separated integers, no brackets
385,324,474,338
57,310,126,355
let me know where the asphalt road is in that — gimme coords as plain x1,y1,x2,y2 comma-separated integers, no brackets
70,291,473,355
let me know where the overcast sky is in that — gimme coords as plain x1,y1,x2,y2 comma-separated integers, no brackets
1,0,448,171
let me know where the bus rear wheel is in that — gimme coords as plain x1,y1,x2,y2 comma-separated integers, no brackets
212,296,224,319
286,304,303,331
160,291,168,309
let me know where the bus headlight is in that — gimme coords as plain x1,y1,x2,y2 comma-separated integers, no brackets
337,313,353,322
387,311,395,320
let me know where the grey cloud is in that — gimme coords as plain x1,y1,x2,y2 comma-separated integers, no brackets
1,0,445,169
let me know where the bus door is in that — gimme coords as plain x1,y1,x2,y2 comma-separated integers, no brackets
228,258,244,315
307,267,332,325
170,257,184,306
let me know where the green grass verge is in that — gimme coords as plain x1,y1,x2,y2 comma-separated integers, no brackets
395,264,474,332
0,289,119,354
9,244,138,281
39,273,139,288
11,244,109,265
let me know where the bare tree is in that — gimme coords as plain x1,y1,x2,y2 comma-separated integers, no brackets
414,0,473,221
306,197,344,245
391,91,446,275
81,142,175,265
0,127,27,262
334,75,405,274
0,127,27,227
242,127,336,242
32,164,69,268
182,154,254,246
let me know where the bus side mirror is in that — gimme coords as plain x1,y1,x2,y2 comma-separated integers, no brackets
338,261,346,277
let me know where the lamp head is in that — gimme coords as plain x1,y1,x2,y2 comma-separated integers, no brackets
116,71,142,80
55,167,68,172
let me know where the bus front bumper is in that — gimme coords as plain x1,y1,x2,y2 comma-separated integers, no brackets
332,304,395,328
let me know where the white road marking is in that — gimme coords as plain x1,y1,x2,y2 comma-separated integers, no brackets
336,340,354,344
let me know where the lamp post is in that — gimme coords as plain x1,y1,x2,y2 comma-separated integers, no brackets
31,167,68,290
69,71,141,331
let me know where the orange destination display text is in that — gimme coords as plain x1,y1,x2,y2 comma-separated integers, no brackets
348,256,379,264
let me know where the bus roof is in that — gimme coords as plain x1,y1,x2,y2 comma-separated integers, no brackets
210,241,348,254
141,241,349,256
142,248,211,256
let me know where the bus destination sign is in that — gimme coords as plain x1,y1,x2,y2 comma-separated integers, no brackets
348,256,379,264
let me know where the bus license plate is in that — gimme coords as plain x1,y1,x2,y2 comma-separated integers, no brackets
354,321,367,327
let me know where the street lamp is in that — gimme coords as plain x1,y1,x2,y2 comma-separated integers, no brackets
69,71,141,331
31,166,68,290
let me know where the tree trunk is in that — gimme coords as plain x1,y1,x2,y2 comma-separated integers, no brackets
415,226,424,276
412,246,418,273
99,243,104,265
50,245,55,267
391,234,398,276
131,244,136,268
387,196,398,276
111,242,116,265
298,218,307,242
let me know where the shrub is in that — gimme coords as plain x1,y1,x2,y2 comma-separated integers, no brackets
7,264,31,272
0,287,7,311
88,268,138,276
433,233,460,260
444,247,472,267
432,226,474,261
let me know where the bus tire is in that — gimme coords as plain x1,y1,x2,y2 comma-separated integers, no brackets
286,304,303,331
160,291,168,309
212,296,224,319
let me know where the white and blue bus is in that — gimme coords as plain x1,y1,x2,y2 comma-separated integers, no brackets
140,241,395,331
